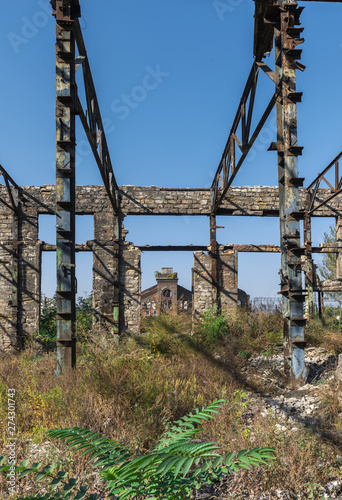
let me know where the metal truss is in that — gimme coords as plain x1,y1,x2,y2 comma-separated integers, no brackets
210,61,278,214
73,20,120,213
306,152,342,214
303,152,342,319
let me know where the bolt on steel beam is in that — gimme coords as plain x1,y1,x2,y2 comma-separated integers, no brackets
273,1,308,388
53,0,80,375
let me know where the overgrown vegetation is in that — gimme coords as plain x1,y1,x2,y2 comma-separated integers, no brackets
194,306,283,356
0,401,275,499
34,295,93,350
1,307,342,498
306,313,342,355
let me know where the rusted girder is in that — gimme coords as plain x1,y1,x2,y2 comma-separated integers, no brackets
73,14,120,335
210,61,279,214
254,0,274,61
306,152,342,214
0,165,19,213
53,0,79,375
73,20,119,214
274,1,308,389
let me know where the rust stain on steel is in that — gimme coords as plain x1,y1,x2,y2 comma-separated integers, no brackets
274,2,307,389
54,0,78,375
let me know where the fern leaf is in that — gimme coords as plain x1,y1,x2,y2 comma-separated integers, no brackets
172,457,189,478
181,457,195,477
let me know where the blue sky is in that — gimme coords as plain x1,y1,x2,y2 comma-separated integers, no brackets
1,0,342,299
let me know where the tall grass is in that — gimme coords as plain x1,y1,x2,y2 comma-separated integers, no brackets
1,308,342,498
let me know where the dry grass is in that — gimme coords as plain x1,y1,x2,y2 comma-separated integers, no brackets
306,315,342,354
1,310,342,498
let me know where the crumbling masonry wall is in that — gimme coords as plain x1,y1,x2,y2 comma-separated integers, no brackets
0,185,140,348
219,249,238,315
0,183,340,348
0,207,16,349
120,243,141,334
193,249,238,323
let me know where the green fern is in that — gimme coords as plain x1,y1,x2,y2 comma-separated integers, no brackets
0,400,275,499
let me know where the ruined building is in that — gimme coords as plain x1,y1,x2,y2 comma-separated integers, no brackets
141,268,192,317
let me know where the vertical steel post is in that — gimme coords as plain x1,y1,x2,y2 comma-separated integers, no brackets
304,193,314,319
53,0,80,375
275,1,308,388
210,213,219,312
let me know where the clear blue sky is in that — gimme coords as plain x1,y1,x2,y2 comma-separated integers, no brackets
1,0,342,299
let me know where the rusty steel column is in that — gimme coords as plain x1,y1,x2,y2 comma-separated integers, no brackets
304,193,314,319
53,0,80,375
210,213,219,312
274,1,308,388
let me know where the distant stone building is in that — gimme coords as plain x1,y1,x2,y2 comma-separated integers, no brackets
141,268,192,317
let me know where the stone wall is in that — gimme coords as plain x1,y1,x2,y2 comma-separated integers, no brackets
120,243,141,334
18,206,40,341
0,207,15,349
0,185,340,218
120,186,342,217
93,210,116,333
192,251,213,323
1,182,340,347
192,249,238,323
219,249,238,315
0,186,141,346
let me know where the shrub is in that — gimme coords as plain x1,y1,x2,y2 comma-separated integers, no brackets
194,307,229,345
141,313,191,355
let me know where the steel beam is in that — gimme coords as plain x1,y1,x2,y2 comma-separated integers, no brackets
274,1,308,388
53,0,80,375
